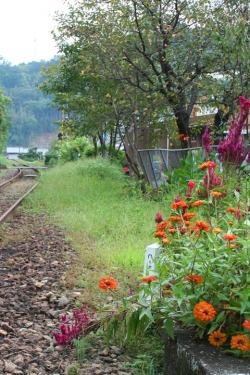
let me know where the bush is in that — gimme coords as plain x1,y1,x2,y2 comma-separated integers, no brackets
76,158,124,180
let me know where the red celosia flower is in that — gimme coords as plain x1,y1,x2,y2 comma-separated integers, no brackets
230,334,250,352
242,319,250,330
198,161,216,170
170,216,182,221
188,181,196,188
99,276,118,290
141,275,158,283
184,274,202,284
196,220,210,232
192,200,204,207
154,231,166,238
210,191,223,197
193,301,216,322
222,234,237,241
208,330,226,347
155,212,163,223
183,212,196,219
171,201,188,209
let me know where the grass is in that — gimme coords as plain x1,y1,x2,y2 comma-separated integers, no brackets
2,156,168,373
25,159,170,303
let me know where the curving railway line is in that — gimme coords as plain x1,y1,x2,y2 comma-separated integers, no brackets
0,164,42,225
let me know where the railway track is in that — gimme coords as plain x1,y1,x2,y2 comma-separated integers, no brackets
0,164,41,225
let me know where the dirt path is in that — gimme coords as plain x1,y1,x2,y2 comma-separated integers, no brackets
0,212,134,375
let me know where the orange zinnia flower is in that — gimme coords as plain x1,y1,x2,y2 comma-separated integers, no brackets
99,276,118,291
154,231,166,238
230,334,250,352
193,301,216,322
198,161,216,170
178,133,185,138
184,274,202,284
222,234,237,241
227,244,238,248
212,227,222,234
156,221,172,230
228,221,234,226
192,200,204,207
210,191,223,197
170,216,182,221
141,275,158,283
183,212,196,219
168,228,177,234
208,330,226,347
162,237,171,244
196,220,210,232
183,136,190,141
171,201,188,209
242,319,250,330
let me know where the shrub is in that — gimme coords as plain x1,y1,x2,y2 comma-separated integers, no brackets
76,158,124,180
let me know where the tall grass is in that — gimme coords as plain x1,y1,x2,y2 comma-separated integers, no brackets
25,159,170,299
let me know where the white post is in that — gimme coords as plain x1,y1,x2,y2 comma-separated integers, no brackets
143,243,161,276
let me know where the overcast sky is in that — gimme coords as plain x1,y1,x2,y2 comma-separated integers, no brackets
0,0,69,65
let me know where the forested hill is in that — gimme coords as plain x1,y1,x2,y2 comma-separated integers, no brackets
0,59,61,147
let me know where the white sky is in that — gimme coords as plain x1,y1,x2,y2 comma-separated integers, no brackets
0,0,70,65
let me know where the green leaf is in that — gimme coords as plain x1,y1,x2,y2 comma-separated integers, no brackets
164,318,174,339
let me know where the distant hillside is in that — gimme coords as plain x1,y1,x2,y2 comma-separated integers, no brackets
0,59,61,147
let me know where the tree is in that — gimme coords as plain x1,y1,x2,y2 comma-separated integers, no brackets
0,87,12,153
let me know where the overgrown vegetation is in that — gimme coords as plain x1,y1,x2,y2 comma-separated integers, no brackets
23,157,167,372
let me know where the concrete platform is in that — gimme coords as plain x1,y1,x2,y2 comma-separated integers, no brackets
164,329,250,375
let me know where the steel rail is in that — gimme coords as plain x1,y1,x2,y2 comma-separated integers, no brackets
0,168,22,188
0,181,38,225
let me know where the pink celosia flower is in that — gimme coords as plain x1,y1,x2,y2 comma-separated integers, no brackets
202,125,211,157
218,96,250,168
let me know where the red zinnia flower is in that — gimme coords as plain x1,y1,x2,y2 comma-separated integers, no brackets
222,234,237,241
154,231,166,238
242,319,250,330
183,212,196,219
141,275,158,283
196,220,210,232
170,216,182,221
184,274,202,284
226,207,240,214
193,301,216,322
171,201,188,209
99,276,118,291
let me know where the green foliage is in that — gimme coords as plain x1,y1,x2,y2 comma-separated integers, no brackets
45,136,89,165
18,147,43,161
0,59,60,147
97,160,250,357
76,157,124,180
0,87,12,153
